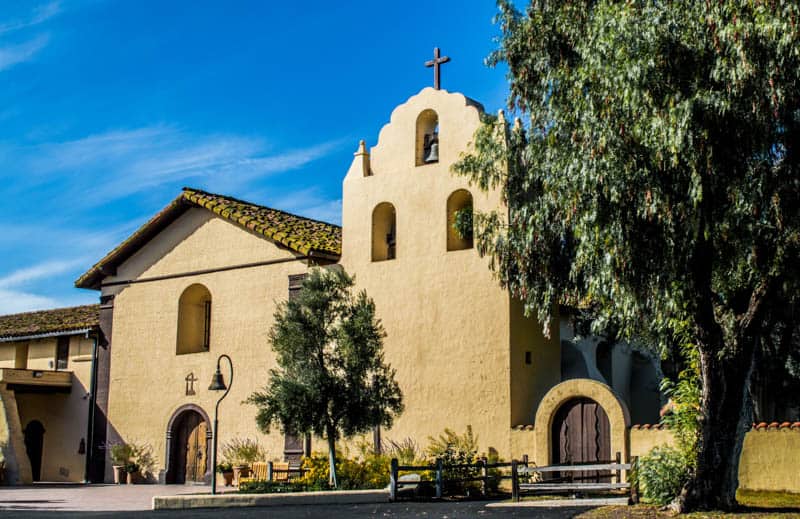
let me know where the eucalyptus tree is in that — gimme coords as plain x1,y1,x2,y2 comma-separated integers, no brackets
248,268,403,488
455,1,800,511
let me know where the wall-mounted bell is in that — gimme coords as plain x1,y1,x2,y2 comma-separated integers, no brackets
424,133,439,163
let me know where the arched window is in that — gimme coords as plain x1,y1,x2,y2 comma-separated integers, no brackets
372,202,397,261
415,109,439,166
446,190,474,251
177,284,212,355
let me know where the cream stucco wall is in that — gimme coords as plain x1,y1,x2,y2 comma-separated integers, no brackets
340,88,560,458
103,208,314,482
630,426,800,494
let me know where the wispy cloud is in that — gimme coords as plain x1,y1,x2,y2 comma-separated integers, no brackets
0,34,49,72
10,126,344,204
0,259,86,289
0,2,61,35
260,187,342,225
0,288,58,315
0,257,94,315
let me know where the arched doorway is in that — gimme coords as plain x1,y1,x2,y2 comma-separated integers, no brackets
534,379,630,468
551,398,611,482
166,406,211,484
24,420,45,482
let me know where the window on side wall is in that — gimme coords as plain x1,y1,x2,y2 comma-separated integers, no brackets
177,284,212,355
56,336,69,370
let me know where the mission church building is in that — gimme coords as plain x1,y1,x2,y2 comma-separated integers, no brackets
4,71,793,491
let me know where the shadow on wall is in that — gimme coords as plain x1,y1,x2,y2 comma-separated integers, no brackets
560,339,662,426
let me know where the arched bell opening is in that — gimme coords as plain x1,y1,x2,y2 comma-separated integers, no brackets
372,202,397,261
446,189,474,251
416,109,439,166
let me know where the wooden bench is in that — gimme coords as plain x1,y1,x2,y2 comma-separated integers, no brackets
238,462,268,485
511,453,639,503
238,461,304,485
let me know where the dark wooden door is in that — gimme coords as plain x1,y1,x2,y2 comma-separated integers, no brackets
174,412,207,483
24,420,45,481
551,398,611,482
283,433,304,465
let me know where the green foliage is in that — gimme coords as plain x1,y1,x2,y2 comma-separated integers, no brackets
456,0,800,355
453,206,474,241
381,437,423,467
425,426,480,495
216,462,233,473
105,442,135,467
299,450,390,490
220,438,265,466
247,268,404,487
123,462,140,474
132,442,155,475
238,480,310,494
638,446,692,506
660,340,701,467
105,441,153,474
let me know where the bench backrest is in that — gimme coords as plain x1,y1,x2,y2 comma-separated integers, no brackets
250,461,269,481
273,461,290,482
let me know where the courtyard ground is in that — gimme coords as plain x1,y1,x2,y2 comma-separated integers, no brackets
0,485,798,518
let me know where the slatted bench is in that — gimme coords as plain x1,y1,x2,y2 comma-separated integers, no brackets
238,461,306,485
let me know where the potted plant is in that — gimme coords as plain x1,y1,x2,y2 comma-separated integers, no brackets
132,442,155,484
105,442,135,484
221,438,265,484
217,462,234,486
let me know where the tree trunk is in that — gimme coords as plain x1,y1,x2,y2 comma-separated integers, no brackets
678,339,756,512
326,426,338,488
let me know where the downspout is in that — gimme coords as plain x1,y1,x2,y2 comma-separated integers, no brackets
84,330,99,483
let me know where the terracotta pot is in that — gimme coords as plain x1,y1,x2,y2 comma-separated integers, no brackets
112,465,126,485
233,465,250,485
223,471,234,486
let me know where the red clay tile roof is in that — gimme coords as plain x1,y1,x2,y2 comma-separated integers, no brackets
75,187,341,290
0,304,100,341
631,422,800,431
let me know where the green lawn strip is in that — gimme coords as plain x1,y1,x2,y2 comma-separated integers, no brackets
576,490,800,519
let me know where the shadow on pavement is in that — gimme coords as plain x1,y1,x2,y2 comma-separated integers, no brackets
0,502,599,519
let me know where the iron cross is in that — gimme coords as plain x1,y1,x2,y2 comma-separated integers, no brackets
425,47,450,90
185,372,198,396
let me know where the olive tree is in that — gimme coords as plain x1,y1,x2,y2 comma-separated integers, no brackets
248,268,403,487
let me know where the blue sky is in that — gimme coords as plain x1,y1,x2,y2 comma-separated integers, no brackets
0,1,510,314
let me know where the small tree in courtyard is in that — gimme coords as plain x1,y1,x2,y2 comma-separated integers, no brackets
247,268,403,487
455,1,800,512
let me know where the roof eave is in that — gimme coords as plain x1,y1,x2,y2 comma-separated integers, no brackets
0,326,99,343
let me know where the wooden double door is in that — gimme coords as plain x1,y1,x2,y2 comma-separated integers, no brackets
171,411,208,484
551,398,611,482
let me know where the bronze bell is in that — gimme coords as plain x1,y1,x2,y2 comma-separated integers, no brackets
424,134,439,163
208,367,227,391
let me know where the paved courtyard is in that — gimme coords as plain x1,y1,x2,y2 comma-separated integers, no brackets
0,484,598,518
0,484,211,513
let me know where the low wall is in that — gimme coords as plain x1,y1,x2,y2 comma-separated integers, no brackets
629,423,800,494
